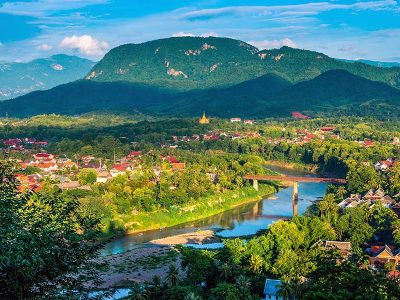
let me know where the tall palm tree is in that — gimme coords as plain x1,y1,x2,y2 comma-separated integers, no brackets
128,282,149,300
218,261,233,281
166,264,180,287
277,277,295,300
184,292,202,300
235,274,251,298
147,275,162,299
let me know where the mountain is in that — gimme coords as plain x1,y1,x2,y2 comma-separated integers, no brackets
2,70,400,119
0,55,95,100
85,37,400,90
340,59,400,68
2,36,400,118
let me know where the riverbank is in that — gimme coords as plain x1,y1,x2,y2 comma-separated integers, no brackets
266,160,317,173
108,185,276,236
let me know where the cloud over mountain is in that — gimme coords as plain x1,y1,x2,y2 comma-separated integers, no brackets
59,35,109,56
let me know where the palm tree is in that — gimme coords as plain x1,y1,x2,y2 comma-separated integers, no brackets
147,275,162,299
218,261,233,281
166,264,180,287
128,282,149,300
277,277,295,300
184,292,202,300
235,274,251,298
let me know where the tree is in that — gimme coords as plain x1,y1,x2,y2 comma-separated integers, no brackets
128,282,149,300
0,161,103,299
318,193,339,224
277,276,295,300
166,264,180,287
235,275,251,299
78,168,97,185
209,283,240,300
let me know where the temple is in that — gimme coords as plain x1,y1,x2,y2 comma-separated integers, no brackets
198,112,210,124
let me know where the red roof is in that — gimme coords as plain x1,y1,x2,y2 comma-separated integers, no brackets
164,156,179,164
172,162,186,170
129,151,142,157
35,153,51,158
292,112,310,119
112,163,130,171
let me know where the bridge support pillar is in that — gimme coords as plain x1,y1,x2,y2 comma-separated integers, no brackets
253,179,259,191
292,181,298,217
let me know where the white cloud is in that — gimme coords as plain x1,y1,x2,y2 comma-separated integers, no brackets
59,35,109,56
36,43,53,51
249,38,297,50
0,42,3,47
201,32,219,37
172,32,195,37
181,1,398,20
0,0,109,17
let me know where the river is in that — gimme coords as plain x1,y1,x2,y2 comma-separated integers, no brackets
101,166,327,255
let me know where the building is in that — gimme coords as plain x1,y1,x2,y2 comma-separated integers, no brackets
230,118,241,123
325,241,352,256
198,112,210,124
244,120,254,125
263,279,283,300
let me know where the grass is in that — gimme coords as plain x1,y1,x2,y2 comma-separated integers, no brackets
114,184,277,234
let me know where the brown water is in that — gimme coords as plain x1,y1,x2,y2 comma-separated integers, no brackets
101,166,327,255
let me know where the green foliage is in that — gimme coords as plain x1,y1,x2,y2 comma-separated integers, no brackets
78,168,97,185
0,162,103,299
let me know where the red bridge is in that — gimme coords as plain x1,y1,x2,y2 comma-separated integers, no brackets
244,175,347,217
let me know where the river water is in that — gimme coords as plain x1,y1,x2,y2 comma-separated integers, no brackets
101,166,327,256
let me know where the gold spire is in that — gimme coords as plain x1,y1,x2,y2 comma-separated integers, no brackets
199,112,210,124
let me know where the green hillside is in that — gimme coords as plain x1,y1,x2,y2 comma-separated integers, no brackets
2,70,400,119
85,37,400,90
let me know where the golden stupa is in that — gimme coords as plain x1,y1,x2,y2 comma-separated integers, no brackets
198,112,210,124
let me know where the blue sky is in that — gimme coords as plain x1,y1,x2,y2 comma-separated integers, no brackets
0,0,399,62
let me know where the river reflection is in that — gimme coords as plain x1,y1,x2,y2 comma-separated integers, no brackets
101,166,327,255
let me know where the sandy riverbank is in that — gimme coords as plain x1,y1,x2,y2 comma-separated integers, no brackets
97,230,218,288
149,230,221,245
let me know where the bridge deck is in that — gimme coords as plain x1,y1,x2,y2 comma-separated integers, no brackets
243,175,347,184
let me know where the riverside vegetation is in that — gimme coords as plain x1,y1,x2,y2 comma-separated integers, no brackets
2,114,400,298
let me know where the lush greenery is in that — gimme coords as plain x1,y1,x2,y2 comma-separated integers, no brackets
2,37,400,118
0,162,103,299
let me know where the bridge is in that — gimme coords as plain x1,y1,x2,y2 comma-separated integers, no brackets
244,175,347,217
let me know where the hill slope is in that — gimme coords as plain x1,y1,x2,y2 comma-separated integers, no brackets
85,37,400,90
2,70,400,119
0,55,95,100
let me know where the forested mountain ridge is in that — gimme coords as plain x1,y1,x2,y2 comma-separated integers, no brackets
1,36,400,118
85,36,400,90
2,70,400,119
0,55,95,100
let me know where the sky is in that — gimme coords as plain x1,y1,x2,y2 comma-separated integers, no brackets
0,0,399,62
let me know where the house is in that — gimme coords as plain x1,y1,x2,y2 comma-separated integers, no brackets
362,140,374,148
127,151,142,159
230,118,241,123
263,279,283,300
325,241,351,256
291,112,310,119
96,170,112,183
172,162,186,171
367,244,400,267
244,120,254,125
391,202,400,218
56,181,91,191
162,156,179,164
320,126,336,132
338,194,361,209
110,163,132,177
375,158,395,172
